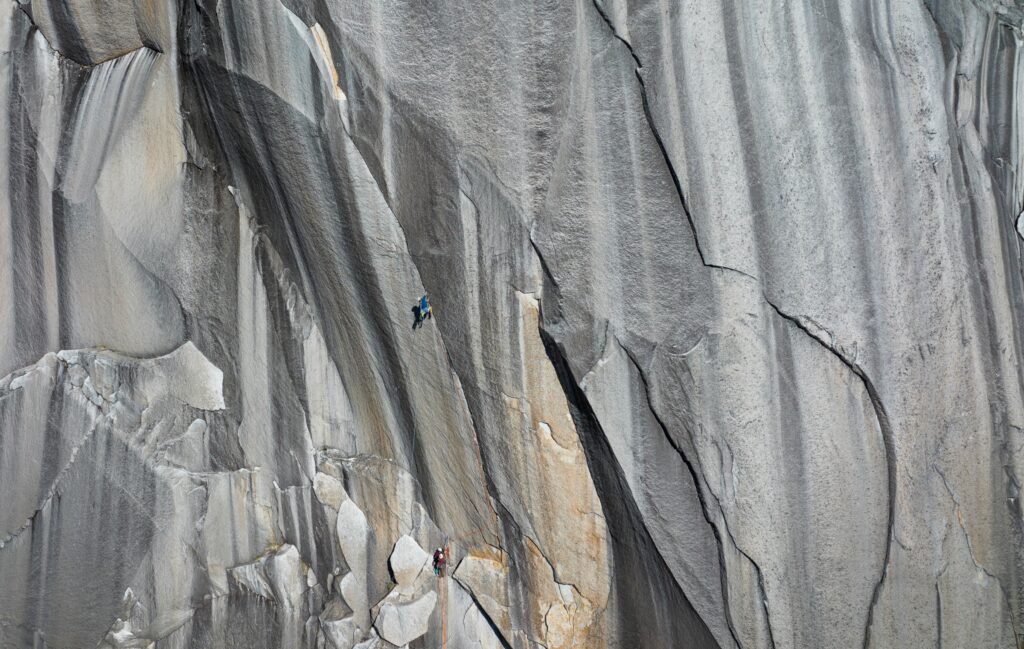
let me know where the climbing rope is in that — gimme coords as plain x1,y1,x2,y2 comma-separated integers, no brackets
441,568,448,649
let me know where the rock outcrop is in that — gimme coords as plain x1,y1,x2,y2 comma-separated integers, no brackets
1,0,1022,647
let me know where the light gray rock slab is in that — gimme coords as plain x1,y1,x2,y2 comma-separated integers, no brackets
372,590,436,647
388,535,429,592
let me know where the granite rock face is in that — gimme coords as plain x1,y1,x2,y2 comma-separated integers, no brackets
1,0,1023,647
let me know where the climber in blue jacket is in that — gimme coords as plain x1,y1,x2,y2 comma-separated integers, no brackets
413,294,432,329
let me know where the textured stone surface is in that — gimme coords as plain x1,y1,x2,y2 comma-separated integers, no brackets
389,535,429,592
372,590,436,646
2,0,1023,647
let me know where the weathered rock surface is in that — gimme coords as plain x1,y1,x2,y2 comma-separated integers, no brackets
388,535,430,593
373,590,436,646
2,0,1023,647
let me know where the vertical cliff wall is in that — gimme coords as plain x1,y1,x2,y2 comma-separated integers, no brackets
1,0,1022,648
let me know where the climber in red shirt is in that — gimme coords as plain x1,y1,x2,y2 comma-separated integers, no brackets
433,547,446,576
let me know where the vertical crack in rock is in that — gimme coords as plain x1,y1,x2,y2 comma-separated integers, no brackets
763,299,897,649
587,0,756,283
530,241,721,648
437,342,503,537
539,331,721,648
614,336,756,649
